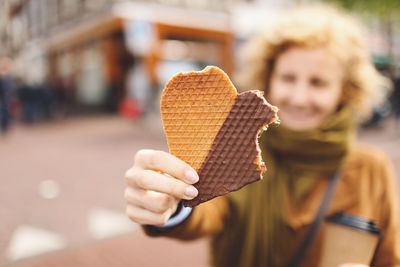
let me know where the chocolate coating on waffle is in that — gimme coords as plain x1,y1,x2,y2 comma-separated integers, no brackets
182,90,277,207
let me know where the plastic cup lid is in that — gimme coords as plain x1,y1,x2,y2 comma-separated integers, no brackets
326,212,381,235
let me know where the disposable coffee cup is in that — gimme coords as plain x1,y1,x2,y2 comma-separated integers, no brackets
320,212,381,267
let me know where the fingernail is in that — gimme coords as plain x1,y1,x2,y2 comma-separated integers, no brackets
184,186,198,198
185,170,199,183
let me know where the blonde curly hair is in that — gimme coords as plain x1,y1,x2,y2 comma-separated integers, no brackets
236,5,386,121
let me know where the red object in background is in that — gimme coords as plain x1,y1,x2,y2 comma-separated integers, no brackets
8,96,22,118
118,98,143,119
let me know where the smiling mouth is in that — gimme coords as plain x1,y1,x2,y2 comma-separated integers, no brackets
281,109,317,122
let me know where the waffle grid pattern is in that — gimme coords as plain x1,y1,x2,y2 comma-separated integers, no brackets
161,67,237,171
161,66,278,207
183,91,277,207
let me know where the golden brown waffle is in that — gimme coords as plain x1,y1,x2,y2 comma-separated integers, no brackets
160,66,278,207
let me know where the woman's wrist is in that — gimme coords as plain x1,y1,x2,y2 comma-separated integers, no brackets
146,202,193,231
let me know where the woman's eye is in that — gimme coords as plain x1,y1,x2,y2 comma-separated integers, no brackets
310,77,327,88
280,74,295,83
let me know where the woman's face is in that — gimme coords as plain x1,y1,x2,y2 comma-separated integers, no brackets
269,47,344,131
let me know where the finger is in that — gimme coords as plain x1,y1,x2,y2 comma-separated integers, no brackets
129,169,198,200
126,204,174,226
124,187,179,214
134,149,199,184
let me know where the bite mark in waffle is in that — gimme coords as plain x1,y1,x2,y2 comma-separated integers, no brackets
160,66,278,207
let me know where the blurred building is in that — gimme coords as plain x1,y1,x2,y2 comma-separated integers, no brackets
2,0,397,116
0,0,241,115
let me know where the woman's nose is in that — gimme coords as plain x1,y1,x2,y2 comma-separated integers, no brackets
288,82,310,107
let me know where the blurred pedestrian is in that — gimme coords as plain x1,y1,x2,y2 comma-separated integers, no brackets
0,57,14,134
17,81,35,123
124,5,399,267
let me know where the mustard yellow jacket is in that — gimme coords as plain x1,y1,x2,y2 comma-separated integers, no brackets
145,145,400,266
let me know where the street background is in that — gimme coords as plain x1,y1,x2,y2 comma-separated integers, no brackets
0,0,399,266
1,115,211,267
0,115,399,267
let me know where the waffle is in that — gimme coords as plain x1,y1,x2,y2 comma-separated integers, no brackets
160,66,278,207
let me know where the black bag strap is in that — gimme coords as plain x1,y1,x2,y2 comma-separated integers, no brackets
285,171,342,267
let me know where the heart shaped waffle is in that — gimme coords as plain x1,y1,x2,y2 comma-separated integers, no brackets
161,66,278,207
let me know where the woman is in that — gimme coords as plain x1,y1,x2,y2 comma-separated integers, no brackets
124,5,400,266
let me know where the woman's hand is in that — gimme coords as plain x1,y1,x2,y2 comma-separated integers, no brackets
124,149,199,226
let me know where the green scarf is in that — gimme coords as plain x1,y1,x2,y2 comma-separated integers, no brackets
211,107,355,267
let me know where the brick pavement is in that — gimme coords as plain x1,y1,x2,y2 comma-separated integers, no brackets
0,115,209,267
0,115,399,267
8,233,209,267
